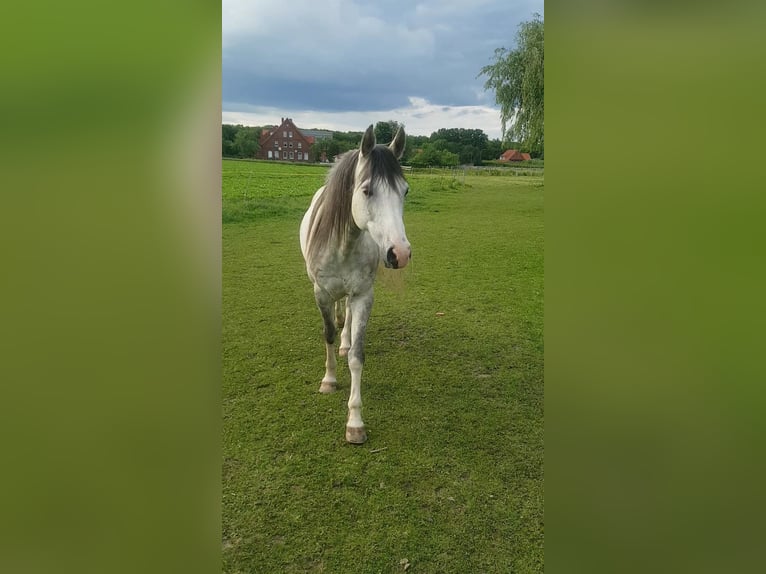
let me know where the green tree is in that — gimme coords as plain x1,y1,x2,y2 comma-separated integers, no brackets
233,126,260,158
222,124,239,157
479,14,544,156
459,145,478,165
374,120,402,145
485,139,503,161
401,134,429,165
311,135,357,163
333,130,364,147
428,128,489,165
409,143,459,167
311,138,335,162
439,149,460,167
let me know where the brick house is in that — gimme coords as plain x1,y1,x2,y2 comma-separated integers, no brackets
499,149,532,162
257,117,315,162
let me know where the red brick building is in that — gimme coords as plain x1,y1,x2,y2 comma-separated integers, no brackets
499,149,532,162
257,117,315,162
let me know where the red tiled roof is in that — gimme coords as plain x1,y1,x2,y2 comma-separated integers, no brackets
499,150,532,161
500,149,524,161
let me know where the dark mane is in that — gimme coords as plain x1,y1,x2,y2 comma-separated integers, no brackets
306,145,404,263
306,149,360,263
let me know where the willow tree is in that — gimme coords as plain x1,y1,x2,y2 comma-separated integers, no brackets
480,14,544,156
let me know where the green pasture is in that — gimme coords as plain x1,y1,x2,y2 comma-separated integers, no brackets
223,159,544,573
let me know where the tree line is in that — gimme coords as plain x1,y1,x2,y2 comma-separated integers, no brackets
222,120,531,166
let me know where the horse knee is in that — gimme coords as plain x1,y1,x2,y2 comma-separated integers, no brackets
347,349,364,371
323,323,336,344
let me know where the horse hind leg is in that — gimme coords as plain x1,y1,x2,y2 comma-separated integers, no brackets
338,297,352,357
315,291,338,394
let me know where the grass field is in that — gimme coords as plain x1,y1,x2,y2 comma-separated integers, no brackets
223,159,544,573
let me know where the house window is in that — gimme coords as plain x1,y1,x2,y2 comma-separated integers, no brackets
267,150,272,158
289,131,293,138
274,140,279,147
283,131,287,137
297,142,302,149
304,152,309,161
289,151,294,159
283,151,287,159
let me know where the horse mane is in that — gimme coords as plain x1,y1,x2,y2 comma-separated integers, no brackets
306,145,405,264
306,149,361,263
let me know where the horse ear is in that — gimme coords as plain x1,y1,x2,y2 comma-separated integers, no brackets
389,126,406,160
360,124,375,157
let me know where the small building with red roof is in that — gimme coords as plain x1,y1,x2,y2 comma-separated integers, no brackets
499,149,532,162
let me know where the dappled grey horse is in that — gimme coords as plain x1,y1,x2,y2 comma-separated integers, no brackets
299,125,411,444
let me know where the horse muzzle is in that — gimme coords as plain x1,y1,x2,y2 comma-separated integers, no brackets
386,244,411,269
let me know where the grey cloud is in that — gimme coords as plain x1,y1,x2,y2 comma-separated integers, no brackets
223,0,543,113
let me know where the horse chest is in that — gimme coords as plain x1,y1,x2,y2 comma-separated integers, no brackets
316,252,376,299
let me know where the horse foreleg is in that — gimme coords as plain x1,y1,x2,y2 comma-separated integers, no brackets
315,289,337,394
345,291,373,444
338,297,351,357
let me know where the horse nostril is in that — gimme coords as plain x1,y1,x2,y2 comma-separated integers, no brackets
387,247,398,269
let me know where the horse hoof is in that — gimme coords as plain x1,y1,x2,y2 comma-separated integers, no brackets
319,381,337,394
345,426,367,444
339,347,349,357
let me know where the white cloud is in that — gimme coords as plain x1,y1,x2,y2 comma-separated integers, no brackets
222,96,502,140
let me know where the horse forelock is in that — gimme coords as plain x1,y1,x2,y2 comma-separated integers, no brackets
369,144,405,192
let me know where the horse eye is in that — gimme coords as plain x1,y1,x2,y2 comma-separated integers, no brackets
363,185,372,197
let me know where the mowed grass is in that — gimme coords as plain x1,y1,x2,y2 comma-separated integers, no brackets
223,159,544,573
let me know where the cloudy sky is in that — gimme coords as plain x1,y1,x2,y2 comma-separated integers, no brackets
223,0,543,140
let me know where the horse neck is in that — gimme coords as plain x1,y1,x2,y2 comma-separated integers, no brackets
337,207,362,253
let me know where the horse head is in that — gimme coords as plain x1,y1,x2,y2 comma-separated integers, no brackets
351,125,412,269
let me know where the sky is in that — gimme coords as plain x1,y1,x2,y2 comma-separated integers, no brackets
222,0,543,140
